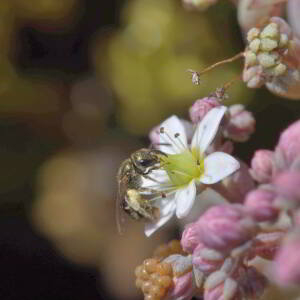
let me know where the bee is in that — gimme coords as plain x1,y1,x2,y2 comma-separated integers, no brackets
116,148,167,233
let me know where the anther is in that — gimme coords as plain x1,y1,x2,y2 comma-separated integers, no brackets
161,193,166,198
174,133,180,138
160,127,165,134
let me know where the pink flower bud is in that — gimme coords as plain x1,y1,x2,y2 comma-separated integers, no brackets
192,243,224,275
245,188,278,222
181,222,202,253
243,66,265,89
149,125,160,145
204,279,240,300
189,97,220,124
287,0,300,40
274,237,300,286
193,204,257,252
168,272,195,300
266,69,300,100
273,171,300,207
239,266,268,299
251,231,284,260
223,105,255,142
270,16,292,38
213,160,255,203
237,0,284,33
204,283,224,300
293,209,300,226
250,150,275,183
277,120,300,166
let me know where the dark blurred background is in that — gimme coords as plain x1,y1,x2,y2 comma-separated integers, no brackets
0,0,299,299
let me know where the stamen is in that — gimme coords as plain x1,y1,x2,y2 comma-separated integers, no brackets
174,132,189,152
159,127,185,152
174,133,196,160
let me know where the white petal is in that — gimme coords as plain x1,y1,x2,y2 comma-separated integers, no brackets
175,181,196,218
200,152,240,184
141,169,170,190
144,199,176,237
191,106,227,154
180,119,195,142
158,115,188,155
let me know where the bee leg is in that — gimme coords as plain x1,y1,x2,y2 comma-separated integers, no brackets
138,187,160,194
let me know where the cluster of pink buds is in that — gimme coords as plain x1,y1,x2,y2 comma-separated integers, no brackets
188,96,255,145
244,120,300,287
135,204,277,300
135,95,300,298
132,2,300,298
247,120,300,221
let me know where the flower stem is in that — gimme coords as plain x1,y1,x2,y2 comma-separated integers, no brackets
199,52,245,76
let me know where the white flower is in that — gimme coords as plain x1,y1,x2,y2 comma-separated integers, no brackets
143,106,240,236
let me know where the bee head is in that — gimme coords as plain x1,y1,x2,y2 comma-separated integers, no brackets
131,148,165,174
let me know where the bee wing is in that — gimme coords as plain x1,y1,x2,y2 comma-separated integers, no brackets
116,193,125,235
115,175,128,235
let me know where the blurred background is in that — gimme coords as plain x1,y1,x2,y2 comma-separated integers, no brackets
0,0,300,299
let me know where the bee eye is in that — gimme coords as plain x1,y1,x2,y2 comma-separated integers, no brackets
139,159,153,167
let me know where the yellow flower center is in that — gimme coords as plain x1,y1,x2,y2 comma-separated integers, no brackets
160,149,204,187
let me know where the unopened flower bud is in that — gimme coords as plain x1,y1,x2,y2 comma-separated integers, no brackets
239,266,268,299
287,0,300,40
245,188,278,222
204,278,239,300
277,120,300,166
237,0,283,33
189,97,220,124
250,150,274,183
167,272,195,300
192,243,224,275
213,160,255,203
265,69,300,99
193,204,257,252
223,104,255,142
252,231,284,260
274,236,300,286
273,171,300,208
242,17,300,96
243,65,265,88
181,223,202,253
149,125,161,145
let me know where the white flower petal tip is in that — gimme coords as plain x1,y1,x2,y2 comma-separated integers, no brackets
200,152,240,184
175,181,197,218
144,200,176,237
191,106,227,154
159,115,188,155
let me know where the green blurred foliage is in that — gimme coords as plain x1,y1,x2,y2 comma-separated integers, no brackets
95,0,254,134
